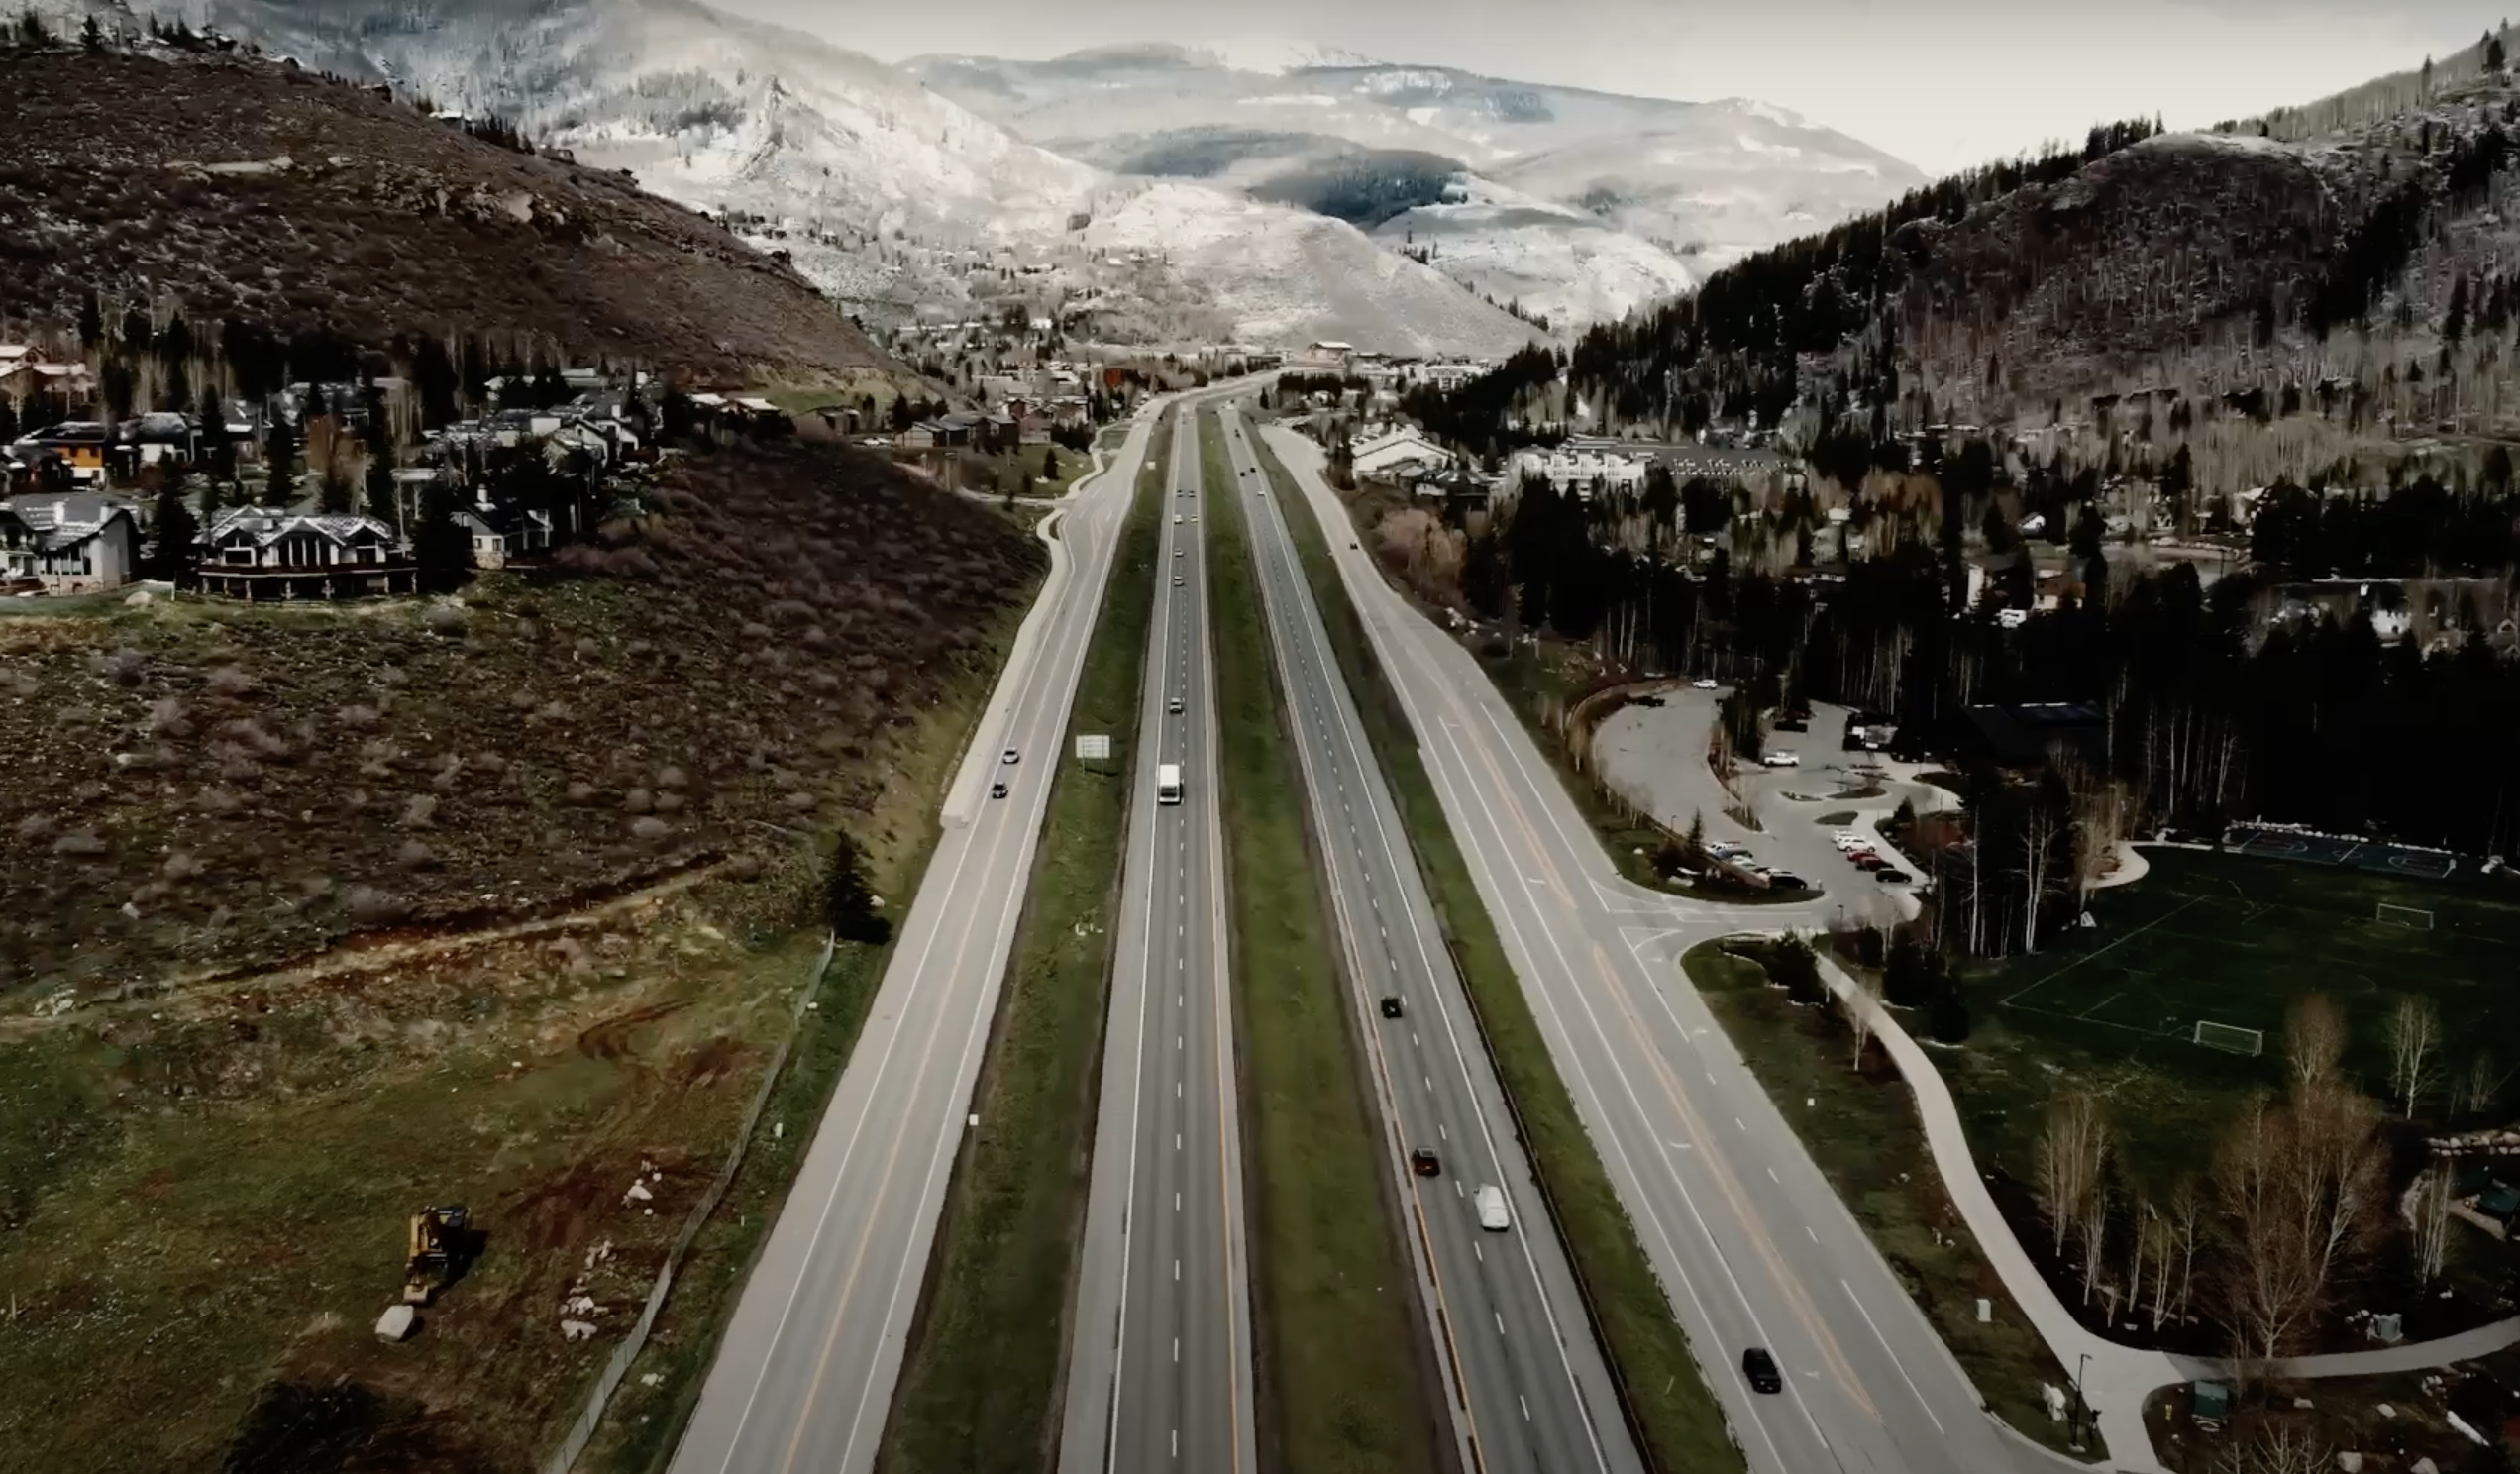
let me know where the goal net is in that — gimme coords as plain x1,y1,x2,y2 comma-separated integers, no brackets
2376,902,2435,929
2192,1020,2265,1056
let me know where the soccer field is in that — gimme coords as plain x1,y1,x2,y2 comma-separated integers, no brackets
1989,847,2520,1077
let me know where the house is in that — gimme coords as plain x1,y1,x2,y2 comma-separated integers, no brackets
1410,465,1491,511
0,493,143,593
10,422,112,480
452,498,555,570
1296,340,1356,372
197,507,414,599
110,412,201,477
1352,428,1454,479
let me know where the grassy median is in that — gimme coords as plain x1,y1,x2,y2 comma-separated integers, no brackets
1245,423,1742,1474
879,418,1172,1474
1205,408,1442,1474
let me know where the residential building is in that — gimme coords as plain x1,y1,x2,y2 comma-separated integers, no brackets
0,493,143,593
197,507,414,599
1352,427,1454,479
1507,444,1649,499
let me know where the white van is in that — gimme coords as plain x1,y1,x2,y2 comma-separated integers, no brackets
1474,1184,1510,1232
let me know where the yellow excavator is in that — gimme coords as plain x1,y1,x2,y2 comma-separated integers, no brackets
402,1205,471,1305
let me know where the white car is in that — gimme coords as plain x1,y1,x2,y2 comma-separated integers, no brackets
1475,1184,1511,1232
1691,678,1719,690
1830,832,1865,850
1001,748,1020,765
1761,752,1801,768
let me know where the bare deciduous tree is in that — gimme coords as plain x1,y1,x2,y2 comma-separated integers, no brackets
2456,1050,2510,1119
2037,1087,2111,1284
2214,1418,2333,1474
2410,1165,2456,1285
2214,1078,2387,1372
1841,966,1882,1067
2385,996,2441,1118
2283,994,2347,1093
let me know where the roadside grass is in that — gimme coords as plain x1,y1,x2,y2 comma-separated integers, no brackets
578,593,1040,1474
1205,408,1442,1474
877,412,1168,1474
0,591,1028,1474
1684,941,2102,1462
2143,1344,2520,1473
1245,425,1742,1474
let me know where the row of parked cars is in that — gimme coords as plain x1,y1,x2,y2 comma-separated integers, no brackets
1704,841,1807,891
1831,830,1912,884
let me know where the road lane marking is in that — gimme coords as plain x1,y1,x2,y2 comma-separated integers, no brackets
1842,1279,1944,1433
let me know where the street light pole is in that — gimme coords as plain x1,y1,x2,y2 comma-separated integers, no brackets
2071,1351,2092,1451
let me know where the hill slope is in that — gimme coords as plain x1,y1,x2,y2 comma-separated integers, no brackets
114,0,1541,355
0,40,885,378
909,48,1927,325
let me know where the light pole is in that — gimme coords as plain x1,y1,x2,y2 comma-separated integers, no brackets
2070,1351,2091,1451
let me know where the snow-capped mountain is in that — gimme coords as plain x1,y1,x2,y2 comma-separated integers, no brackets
63,0,1543,355
907,48,1929,326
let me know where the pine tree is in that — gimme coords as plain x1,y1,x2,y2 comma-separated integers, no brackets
262,417,298,505
365,444,401,530
80,13,102,53
150,482,199,586
318,467,354,515
412,478,473,591
2489,32,2507,73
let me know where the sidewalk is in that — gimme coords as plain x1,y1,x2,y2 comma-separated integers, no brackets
1809,952,2520,1471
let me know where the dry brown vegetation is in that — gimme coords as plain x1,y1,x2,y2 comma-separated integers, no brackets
0,47,884,378
0,441,1043,1002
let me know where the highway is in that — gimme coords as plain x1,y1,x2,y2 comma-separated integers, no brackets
663,404,1171,1474
1255,422,2075,1474
1058,406,1257,1474
1218,403,1645,1474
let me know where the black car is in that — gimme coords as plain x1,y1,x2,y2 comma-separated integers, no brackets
990,781,1008,799
1409,1148,1441,1178
1876,868,1912,884
1379,996,1405,1019
1741,1346,1783,1394
1766,872,1808,891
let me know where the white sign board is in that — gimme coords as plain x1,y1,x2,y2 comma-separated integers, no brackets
1075,734,1112,762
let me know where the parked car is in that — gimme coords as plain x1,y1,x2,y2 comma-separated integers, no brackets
1877,868,1912,884
1692,678,1720,690
1742,1347,1783,1394
1761,752,1801,768
1767,872,1809,890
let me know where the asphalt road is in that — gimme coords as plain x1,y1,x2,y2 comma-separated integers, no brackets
664,404,1175,1474
1220,403,1645,1474
1258,423,2075,1474
1058,406,1258,1474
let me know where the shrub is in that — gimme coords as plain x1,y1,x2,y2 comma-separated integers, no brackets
630,815,670,842
205,665,256,697
1929,994,1971,1043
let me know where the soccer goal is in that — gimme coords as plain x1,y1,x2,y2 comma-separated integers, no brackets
2376,902,2436,929
2192,1020,2265,1056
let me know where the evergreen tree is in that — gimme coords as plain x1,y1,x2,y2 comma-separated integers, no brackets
149,482,199,586
318,467,354,515
412,478,473,591
2491,33,2508,73
262,417,298,505
0,394,17,445
365,443,401,530
77,292,102,353
119,305,151,358
2447,272,2472,343
80,13,102,53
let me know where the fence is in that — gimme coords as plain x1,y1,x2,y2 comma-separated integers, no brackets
543,933,837,1474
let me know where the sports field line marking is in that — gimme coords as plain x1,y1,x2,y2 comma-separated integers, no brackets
1998,895,2209,1010
2076,991,2123,1021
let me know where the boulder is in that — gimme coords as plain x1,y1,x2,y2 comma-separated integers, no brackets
374,1304,417,1341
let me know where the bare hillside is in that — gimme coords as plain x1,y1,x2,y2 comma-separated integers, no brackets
0,43,886,378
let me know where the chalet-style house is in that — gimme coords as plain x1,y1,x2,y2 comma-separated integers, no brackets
0,493,142,593
197,507,414,599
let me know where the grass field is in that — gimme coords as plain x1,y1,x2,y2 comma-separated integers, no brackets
1244,425,1743,1474
1687,943,2103,1462
1960,847,2520,1182
877,420,1168,1473
1205,407,1442,1474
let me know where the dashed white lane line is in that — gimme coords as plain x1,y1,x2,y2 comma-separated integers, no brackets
1767,1167,1780,1183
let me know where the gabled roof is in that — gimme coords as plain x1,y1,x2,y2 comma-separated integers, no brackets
202,507,399,550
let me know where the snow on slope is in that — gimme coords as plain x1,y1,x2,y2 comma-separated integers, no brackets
910,49,1929,322
103,0,1534,354
1370,176,1698,327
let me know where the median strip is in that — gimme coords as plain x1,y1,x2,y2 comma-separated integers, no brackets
1202,407,1443,1474
880,419,1169,1474
1244,423,1743,1474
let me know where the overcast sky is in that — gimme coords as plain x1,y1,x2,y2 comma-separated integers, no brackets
712,0,2503,173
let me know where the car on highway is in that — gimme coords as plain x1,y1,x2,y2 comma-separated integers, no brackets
1761,751,1801,767
1001,748,1019,765
1379,996,1405,1018
989,781,1008,799
1409,1148,1441,1177
1877,868,1912,884
1691,678,1719,689
1174,514,1184,524
1174,575,1185,586
1475,1184,1511,1232
1742,1346,1783,1393
1168,695,1184,714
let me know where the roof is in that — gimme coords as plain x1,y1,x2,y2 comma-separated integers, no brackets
734,396,782,414
0,494,141,552
203,507,400,550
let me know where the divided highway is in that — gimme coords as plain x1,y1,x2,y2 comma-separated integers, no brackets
1059,408,1257,1474
664,409,1161,1474
1218,403,1644,1474
1255,423,2068,1474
